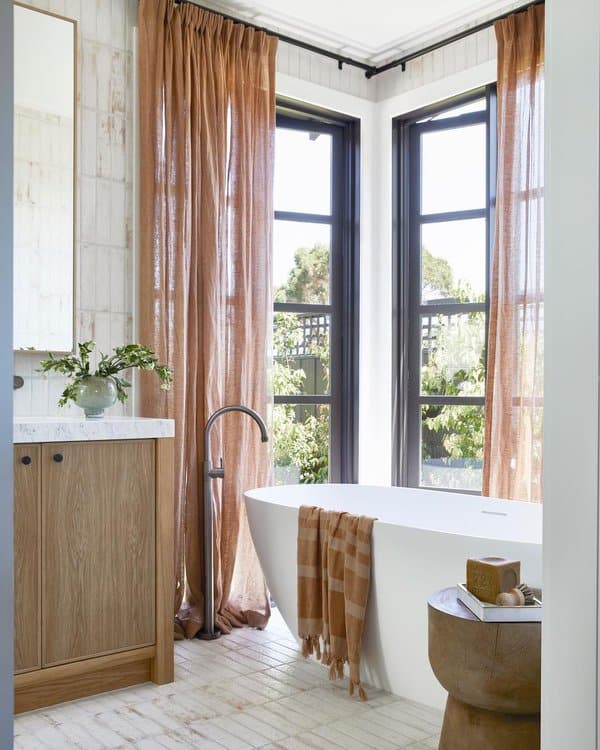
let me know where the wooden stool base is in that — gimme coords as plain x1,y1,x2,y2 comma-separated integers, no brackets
439,695,540,750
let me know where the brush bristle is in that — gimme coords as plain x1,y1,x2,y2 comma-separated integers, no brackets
517,583,536,605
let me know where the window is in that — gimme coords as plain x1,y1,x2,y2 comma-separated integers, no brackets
393,87,497,493
273,104,359,484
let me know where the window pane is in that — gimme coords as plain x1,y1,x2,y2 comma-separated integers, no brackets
421,219,486,303
274,220,330,304
421,404,484,491
274,312,330,397
417,98,485,123
421,123,486,214
274,128,332,215
273,403,330,484
421,311,485,397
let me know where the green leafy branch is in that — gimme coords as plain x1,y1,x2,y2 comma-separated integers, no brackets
38,341,173,407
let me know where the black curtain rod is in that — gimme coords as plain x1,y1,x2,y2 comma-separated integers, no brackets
173,0,544,79
372,0,545,78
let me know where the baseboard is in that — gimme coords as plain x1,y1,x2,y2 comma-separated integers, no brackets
15,646,155,714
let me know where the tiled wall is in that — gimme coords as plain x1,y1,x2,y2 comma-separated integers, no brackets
14,0,137,417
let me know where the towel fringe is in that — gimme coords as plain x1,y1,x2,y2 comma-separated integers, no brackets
328,656,345,681
349,679,368,701
314,637,321,661
302,635,321,659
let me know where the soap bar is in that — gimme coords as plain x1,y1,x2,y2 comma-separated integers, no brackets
466,556,521,604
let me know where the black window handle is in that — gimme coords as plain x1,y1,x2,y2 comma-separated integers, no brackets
53,453,64,463
21,456,31,465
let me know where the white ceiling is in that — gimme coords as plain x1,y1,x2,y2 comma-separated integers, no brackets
202,0,524,65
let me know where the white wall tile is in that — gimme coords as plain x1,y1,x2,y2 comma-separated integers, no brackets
96,0,112,46
80,0,97,40
80,175,96,242
81,42,97,109
96,179,112,245
48,0,66,16
96,44,112,112
95,246,111,312
81,107,97,177
64,0,81,21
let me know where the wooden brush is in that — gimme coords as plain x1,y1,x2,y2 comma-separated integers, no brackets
517,583,536,605
495,583,536,607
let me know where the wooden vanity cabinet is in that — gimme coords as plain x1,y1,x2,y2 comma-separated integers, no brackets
13,438,174,713
14,444,41,674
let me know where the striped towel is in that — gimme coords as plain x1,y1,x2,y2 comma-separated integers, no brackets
297,505,375,700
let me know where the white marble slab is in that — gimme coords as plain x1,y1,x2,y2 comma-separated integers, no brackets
14,416,174,444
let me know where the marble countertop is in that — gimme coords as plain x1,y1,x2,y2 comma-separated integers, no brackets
14,416,175,444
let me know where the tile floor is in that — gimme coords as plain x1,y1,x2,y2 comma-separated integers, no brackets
14,610,442,749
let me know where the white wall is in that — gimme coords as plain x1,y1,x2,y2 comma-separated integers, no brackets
13,0,136,418
0,0,14,746
542,0,600,746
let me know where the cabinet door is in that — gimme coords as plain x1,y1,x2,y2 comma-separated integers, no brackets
42,440,155,666
14,444,41,673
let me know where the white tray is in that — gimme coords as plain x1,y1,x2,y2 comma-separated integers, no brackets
457,583,542,622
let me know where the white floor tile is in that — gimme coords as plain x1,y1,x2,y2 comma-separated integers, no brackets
14,609,442,750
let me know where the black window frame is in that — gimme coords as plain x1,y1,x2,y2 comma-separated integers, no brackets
392,85,497,493
274,99,360,483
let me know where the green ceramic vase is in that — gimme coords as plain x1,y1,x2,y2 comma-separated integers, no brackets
75,376,118,418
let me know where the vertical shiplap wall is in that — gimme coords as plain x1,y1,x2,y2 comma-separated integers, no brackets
13,0,137,418
0,0,14,745
375,27,496,101
276,41,375,101
276,28,497,104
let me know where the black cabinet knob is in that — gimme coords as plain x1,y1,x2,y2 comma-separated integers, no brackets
21,456,31,465
53,453,64,463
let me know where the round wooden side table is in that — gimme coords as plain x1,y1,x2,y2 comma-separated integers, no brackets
428,587,541,750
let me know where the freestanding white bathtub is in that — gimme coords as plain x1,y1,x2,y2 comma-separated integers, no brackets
244,483,542,710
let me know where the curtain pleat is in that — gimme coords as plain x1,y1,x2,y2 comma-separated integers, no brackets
483,5,544,502
138,0,277,637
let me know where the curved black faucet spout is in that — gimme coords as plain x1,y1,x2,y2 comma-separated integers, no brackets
197,404,269,641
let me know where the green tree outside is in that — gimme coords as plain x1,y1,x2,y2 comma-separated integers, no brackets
419,249,486,489
273,243,330,483
273,242,486,487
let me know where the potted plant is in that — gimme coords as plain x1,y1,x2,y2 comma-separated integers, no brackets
39,341,172,418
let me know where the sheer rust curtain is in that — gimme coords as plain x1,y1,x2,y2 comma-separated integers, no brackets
138,0,277,637
483,5,544,502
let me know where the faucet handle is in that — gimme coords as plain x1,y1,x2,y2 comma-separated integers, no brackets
208,457,225,480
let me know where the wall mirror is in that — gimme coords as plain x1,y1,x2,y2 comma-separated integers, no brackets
13,4,76,352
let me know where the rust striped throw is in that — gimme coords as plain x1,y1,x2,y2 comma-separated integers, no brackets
297,505,375,700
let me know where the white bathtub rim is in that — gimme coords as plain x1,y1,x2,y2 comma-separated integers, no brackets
245,483,542,546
